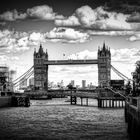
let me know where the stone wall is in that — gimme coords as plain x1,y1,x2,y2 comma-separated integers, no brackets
0,96,12,107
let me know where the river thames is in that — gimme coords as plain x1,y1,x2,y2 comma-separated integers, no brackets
0,98,129,140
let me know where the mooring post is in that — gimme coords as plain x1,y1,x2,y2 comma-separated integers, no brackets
106,99,108,107
86,98,88,106
102,99,104,108
81,97,83,106
109,99,111,108
112,99,114,108
98,98,99,107
119,100,120,108
100,99,102,108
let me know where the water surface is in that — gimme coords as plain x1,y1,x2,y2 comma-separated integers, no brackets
0,98,129,140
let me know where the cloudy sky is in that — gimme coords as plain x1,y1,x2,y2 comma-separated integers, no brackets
0,0,140,86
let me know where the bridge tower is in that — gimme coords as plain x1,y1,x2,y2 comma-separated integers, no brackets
98,42,111,87
34,44,48,91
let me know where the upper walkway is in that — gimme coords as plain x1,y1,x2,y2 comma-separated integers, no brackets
44,59,98,65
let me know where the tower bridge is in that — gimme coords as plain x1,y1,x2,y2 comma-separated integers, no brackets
34,42,111,90
11,43,140,139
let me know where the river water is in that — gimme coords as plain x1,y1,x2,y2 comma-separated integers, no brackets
0,98,129,140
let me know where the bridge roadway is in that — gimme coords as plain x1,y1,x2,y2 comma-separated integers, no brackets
44,59,98,65
25,89,98,99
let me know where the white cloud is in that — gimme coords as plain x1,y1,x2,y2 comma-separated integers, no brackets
0,30,47,53
68,50,97,60
0,28,90,54
46,27,90,43
67,48,140,64
29,32,45,42
111,48,140,64
0,9,27,21
0,55,19,66
0,5,64,21
128,32,140,41
55,15,80,26
55,6,132,31
67,48,140,80
27,5,56,20
0,55,9,62
87,30,134,36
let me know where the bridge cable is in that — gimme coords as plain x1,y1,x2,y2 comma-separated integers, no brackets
111,66,128,81
13,70,34,86
13,71,34,88
12,66,33,83
111,65,133,81
0,67,33,88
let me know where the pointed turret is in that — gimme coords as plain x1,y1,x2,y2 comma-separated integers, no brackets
45,49,48,59
34,48,36,57
38,44,44,57
103,41,106,51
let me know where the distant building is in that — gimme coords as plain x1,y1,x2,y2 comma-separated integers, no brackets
82,80,86,88
71,80,75,87
19,78,27,89
76,85,80,89
29,77,34,86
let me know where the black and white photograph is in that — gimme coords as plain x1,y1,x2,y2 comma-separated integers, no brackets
0,0,140,139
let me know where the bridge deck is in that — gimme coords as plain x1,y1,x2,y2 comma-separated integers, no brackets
44,59,98,65
25,90,98,99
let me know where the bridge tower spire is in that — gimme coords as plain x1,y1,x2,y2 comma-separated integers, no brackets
34,44,48,91
98,42,111,87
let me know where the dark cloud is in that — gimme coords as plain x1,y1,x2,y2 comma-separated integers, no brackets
126,12,140,23
106,0,140,14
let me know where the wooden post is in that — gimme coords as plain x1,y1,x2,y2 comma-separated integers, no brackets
106,100,108,107
102,99,104,108
86,98,88,106
98,98,99,107
122,100,124,107
70,96,72,105
119,100,120,108
81,97,83,106
112,99,114,108
70,96,77,105
115,100,117,108
100,99,102,108
98,98,101,108
109,99,111,108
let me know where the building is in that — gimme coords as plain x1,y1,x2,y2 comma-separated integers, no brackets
0,66,9,91
29,77,34,86
110,80,124,90
82,80,86,88
34,44,48,90
71,80,75,87
98,42,111,87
